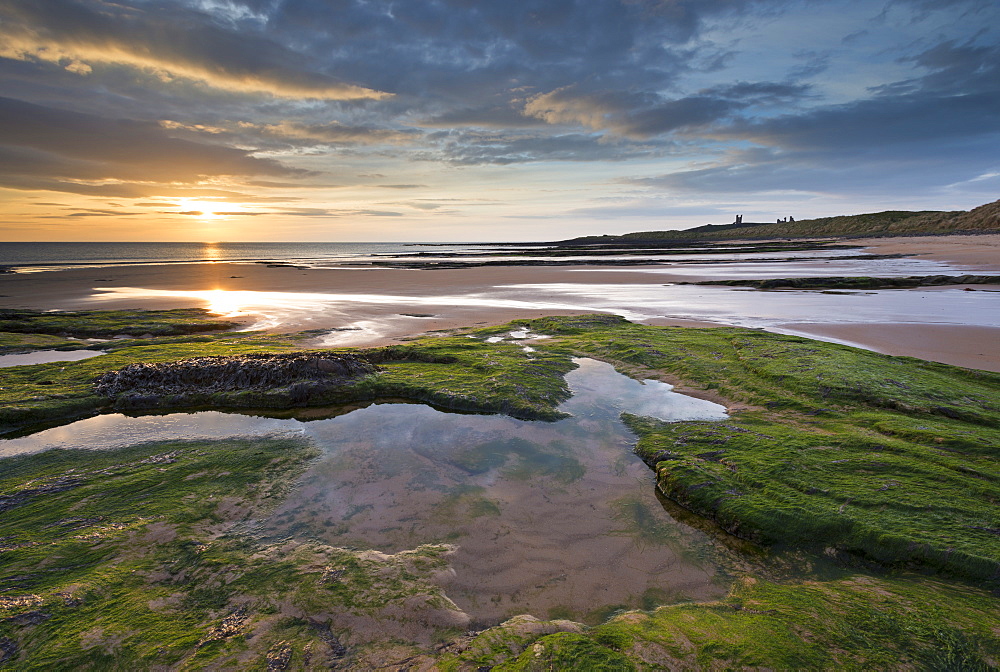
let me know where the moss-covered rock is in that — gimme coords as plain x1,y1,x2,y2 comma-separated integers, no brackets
0,308,239,338
499,315,1000,583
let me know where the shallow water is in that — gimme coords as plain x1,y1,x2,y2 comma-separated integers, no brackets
83,250,998,338
0,358,732,625
623,254,959,279
502,283,1000,329
0,349,104,368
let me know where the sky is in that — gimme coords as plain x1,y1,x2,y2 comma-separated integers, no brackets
0,0,997,242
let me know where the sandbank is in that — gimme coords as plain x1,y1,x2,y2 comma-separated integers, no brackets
775,323,1000,373
770,234,999,371
852,233,1000,271
0,262,722,342
771,233,1000,372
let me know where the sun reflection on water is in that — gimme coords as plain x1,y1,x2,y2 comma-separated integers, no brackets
86,286,591,331
201,243,222,261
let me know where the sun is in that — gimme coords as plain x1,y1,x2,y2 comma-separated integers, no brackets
175,198,241,220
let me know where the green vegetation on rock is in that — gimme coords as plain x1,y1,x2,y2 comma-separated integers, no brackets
435,575,1000,670
0,308,240,338
509,314,1000,583
0,437,468,670
0,332,84,354
1,310,999,669
0,331,576,434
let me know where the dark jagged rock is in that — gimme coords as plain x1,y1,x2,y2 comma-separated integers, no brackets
266,641,293,670
307,619,347,657
94,352,382,410
198,606,250,647
3,610,50,626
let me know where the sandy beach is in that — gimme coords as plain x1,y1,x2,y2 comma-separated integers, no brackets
768,234,1000,371
851,234,1000,272
1,233,998,371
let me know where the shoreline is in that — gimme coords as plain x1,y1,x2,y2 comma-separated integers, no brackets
1,233,998,371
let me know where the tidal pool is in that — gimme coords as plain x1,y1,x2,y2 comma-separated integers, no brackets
0,348,104,368
1,359,732,626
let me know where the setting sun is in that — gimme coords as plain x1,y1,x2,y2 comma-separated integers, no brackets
174,199,242,220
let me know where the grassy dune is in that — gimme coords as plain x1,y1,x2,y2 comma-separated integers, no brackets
565,197,1000,243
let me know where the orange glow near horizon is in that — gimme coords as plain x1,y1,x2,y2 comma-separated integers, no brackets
175,199,244,220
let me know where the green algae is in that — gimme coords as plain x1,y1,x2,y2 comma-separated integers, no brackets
585,575,1000,670
0,332,576,435
2,309,1000,668
434,574,1000,670
0,332,84,353
0,437,315,669
0,437,466,670
500,315,1000,582
433,574,1000,670
4,311,999,583
0,308,239,338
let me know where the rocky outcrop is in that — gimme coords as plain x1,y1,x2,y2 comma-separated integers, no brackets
94,352,381,410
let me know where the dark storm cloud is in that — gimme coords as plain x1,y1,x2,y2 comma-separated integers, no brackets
245,0,775,133
712,36,1000,153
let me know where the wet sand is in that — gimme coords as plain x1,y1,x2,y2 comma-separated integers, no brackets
774,234,1000,372
851,233,1000,272
775,323,1000,373
0,262,725,339
1,233,997,371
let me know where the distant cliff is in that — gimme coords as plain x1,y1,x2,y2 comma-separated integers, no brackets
563,198,1000,244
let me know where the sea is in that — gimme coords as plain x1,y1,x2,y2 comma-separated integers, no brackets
0,241,490,270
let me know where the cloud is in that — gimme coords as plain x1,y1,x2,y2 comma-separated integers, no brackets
419,104,549,129
424,130,669,165
523,82,810,138
0,0,388,100
257,0,768,108
0,96,308,197
710,92,998,152
625,34,1000,198
2,0,998,234
255,121,418,145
